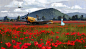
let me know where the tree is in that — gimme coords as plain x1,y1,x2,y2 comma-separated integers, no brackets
4,16,10,22
72,15,76,20
74,15,79,20
63,15,67,21
17,16,20,21
7,18,10,22
80,15,83,20
42,16,45,20
53,17,55,20
58,16,61,20
69,17,71,21
10,19,14,22
36,15,40,20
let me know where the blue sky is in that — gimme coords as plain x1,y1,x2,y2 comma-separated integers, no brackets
0,0,86,17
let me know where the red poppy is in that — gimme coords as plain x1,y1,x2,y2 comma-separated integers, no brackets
65,33,69,35
25,37,28,39
14,36,17,38
52,43,55,46
56,36,59,39
71,32,76,35
49,43,51,46
16,42,22,45
83,40,85,43
51,39,53,41
70,41,75,46
21,45,28,49
78,40,82,43
5,42,11,48
58,42,62,45
31,39,34,41
40,39,43,41
20,38,24,40
24,43,31,46
37,44,42,48
56,32,59,34
82,33,85,35
13,45,17,49
84,46,86,47
54,45,58,47
46,40,50,44
34,41,38,46
46,46,52,49
12,37,13,38
29,36,31,39
41,46,46,49
1,42,2,43
12,40,16,44
1,47,5,49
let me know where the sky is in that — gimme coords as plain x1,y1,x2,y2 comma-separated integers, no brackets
0,0,86,17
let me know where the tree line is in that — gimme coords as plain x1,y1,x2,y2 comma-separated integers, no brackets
3,16,21,22
53,15,86,21
1,14,86,22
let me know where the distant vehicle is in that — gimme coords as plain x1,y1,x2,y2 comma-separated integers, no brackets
18,6,23,8
22,16,53,25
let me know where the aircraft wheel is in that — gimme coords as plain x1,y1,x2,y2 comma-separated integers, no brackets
27,22,28,24
32,22,37,25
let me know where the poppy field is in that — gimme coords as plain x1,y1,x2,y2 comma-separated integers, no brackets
0,21,86,49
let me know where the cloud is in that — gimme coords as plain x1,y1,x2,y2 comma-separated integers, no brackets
4,0,47,8
5,0,23,7
1,11,9,12
0,12,27,17
62,9,80,13
14,9,24,12
6,13,25,17
47,0,68,3
51,3,68,8
5,0,68,8
14,8,45,13
70,5,82,9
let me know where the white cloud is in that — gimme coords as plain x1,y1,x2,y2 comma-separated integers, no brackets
14,9,23,12
47,0,68,3
63,10,80,13
14,8,45,13
51,3,68,8
26,8,45,13
5,0,69,8
5,0,23,7
1,11,9,12
70,5,82,9
36,0,47,3
7,13,25,17
0,12,27,17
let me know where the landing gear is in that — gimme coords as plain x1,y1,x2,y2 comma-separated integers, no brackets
32,22,39,25
27,22,28,24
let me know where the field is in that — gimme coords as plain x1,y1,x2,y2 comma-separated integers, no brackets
0,21,86,49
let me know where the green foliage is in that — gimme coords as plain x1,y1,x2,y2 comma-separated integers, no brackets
53,17,55,20
4,16,10,22
17,16,20,21
42,16,45,20
10,19,14,22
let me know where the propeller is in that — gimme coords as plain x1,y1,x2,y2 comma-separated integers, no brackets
22,13,29,20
